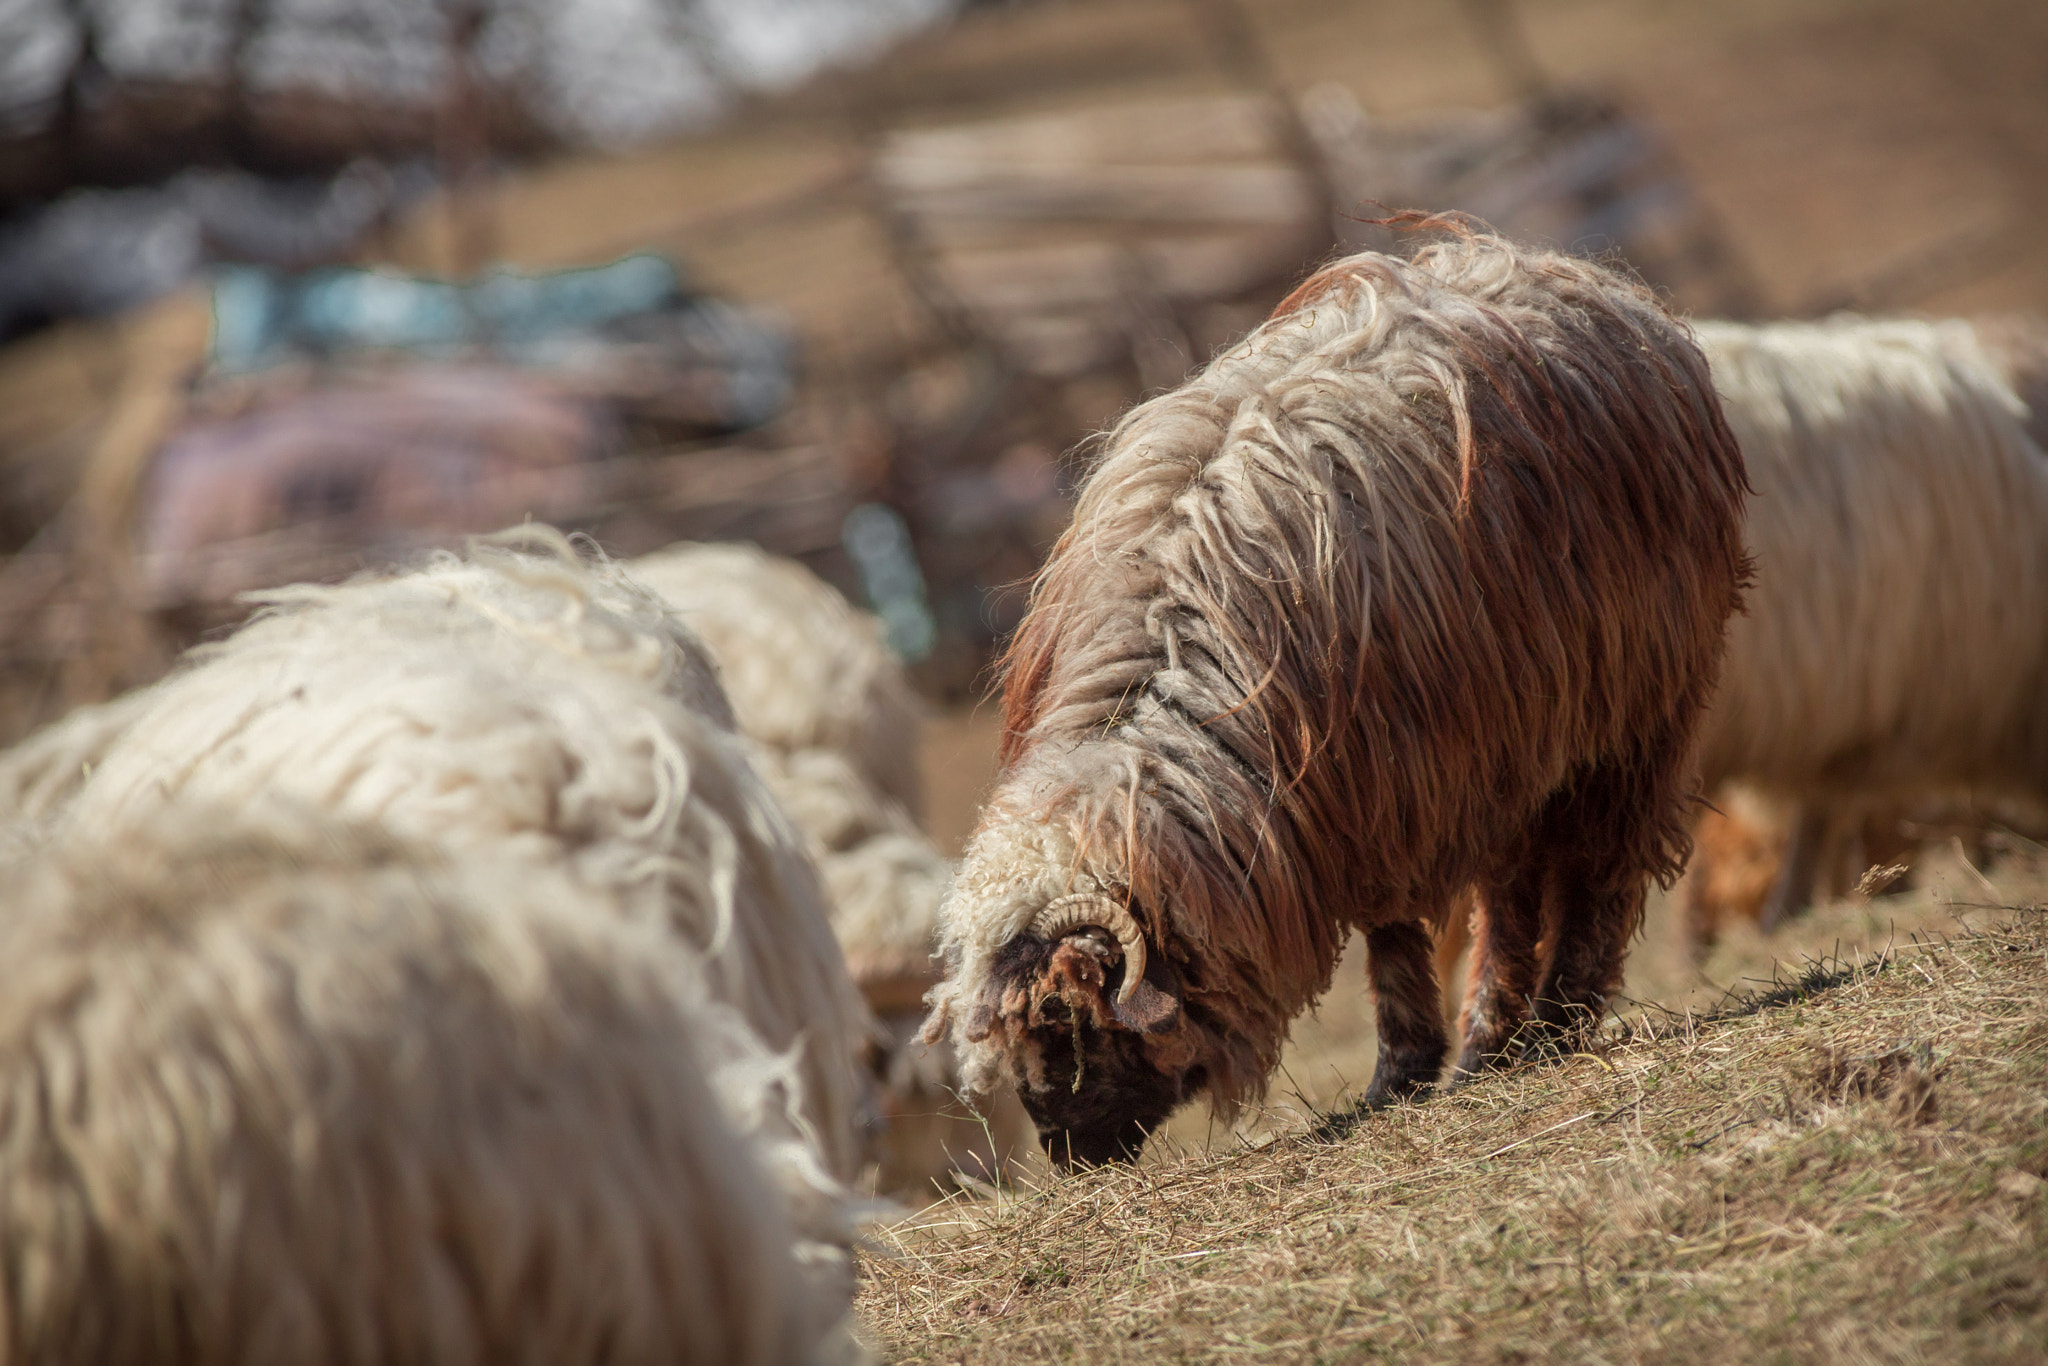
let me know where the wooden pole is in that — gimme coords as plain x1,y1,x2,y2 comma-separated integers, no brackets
437,1,498,277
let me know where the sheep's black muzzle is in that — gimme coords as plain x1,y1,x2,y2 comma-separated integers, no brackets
1017,1016,1191,1170
1040,1119,1155,1169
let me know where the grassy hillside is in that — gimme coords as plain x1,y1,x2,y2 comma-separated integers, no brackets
859,897,2048,1361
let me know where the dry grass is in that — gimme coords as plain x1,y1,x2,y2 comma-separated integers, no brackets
858,876,2048,1361
1149,842,2047,1149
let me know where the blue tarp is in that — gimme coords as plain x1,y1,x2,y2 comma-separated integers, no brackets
208,254,796,431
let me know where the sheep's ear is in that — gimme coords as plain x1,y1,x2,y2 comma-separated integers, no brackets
1111,950,1183,1034
951,995,999,1044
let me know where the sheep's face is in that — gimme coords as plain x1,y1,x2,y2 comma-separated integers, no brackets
935,814,1206,1167
967,921,1200,1167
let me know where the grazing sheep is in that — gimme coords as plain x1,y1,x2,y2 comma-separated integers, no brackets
628,542,1034,1195
0,803,864,1366
923,226,1748,1165
21,531,875,1184
1681,316,2048,932
626,543,931,990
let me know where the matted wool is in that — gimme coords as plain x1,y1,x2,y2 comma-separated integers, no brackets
0,805,865,1366
18,532,874,1184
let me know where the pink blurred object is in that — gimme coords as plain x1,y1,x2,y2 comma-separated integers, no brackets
140,367,607,605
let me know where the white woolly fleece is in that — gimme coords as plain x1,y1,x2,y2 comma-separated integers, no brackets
626,542,946,984
0,803,868,1366
743,743,948,986
1696,317,2048,800
627,541,1036,1195
7,532,875,1190
626,542,923,816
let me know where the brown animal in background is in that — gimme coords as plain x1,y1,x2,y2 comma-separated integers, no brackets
922,223,1749,1165
1680,795,1791,948
1680,787,2041,953
1680,790,1908,950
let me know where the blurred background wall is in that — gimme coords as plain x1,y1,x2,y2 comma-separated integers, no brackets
0,0,2042,758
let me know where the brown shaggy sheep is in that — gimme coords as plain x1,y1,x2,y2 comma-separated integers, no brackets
923,224,1748,1165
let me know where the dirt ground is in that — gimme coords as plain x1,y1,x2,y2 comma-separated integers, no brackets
1264,0,2048,319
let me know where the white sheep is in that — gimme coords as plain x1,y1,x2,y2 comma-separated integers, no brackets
627,542,1034,1196
12,530,876,1185
627,543,930,989
627,544,923,821
0,801,866,1365
1683,316,2048,929
0,680,161,821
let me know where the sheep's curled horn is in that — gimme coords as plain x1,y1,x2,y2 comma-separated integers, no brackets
1031,893,1146,1005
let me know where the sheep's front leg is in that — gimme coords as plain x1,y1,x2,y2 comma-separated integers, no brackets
1361,920,1448,1107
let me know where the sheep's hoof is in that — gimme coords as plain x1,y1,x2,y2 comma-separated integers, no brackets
1309,1081,1436,1143
1513,1020,1593,1065
1450,1036,1520,1082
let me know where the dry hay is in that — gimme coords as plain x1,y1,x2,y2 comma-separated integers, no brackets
859,883,2048,1362
1152,834,2048,1153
